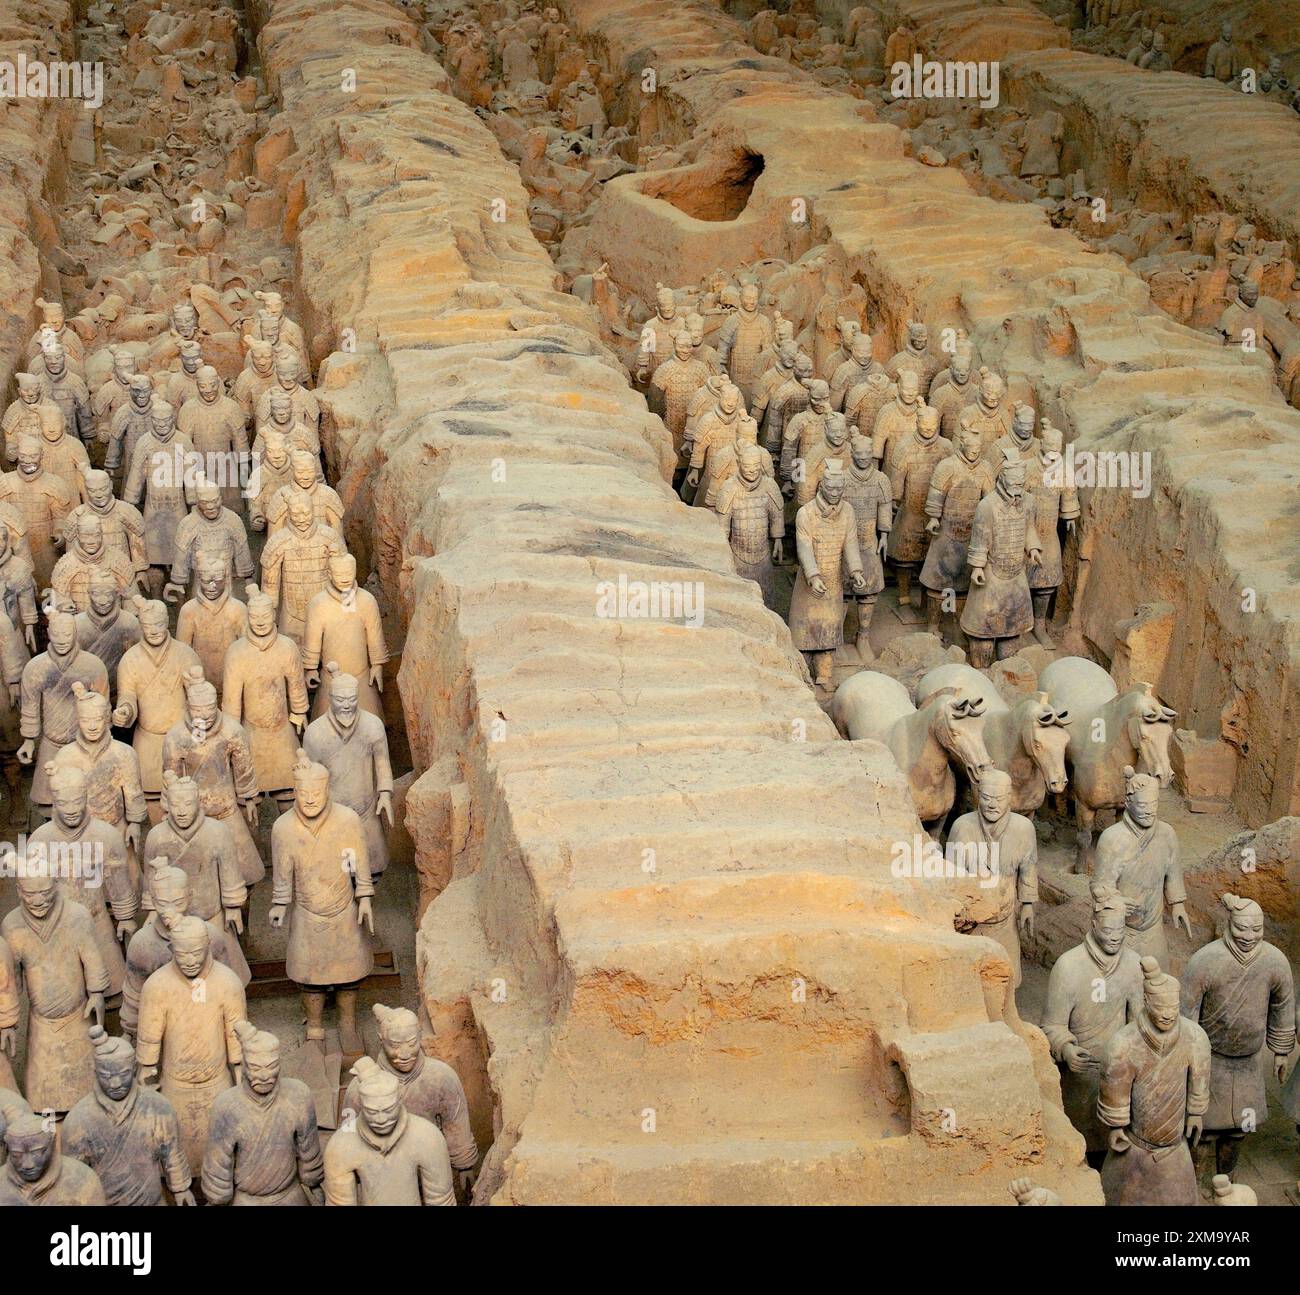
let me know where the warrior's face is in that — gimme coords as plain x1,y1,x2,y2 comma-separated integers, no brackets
381,1022,421,1075
44,304,65,332
958,428,982,464
288,496,313,534
198,563,227,601
719,387,740,417
88,578,117,618
131,384,152,410
740,284,759,314
7,1131,54,1183
362,1089,402,1138
1239,281,1259,309
291,458,316,491
977,779,1010,824
245,1051,281,1096
153,888,189,931
898,372,919,408
656,288,675,321
18,874,57,920
909,325,928,354
1092,907,1126,957
979,376,1003,410
794,358,814,388
998,467,1025,501
174,309,197,339
248,601,276,638
52,782,88,830
172,925,210,979
269,395,293,428
1147,991,1179,1032
295,773,329,819
825,415,847,448
79,700,108,745
77,515,104,558
330,687,359,729
86,474,113,509
251,347,275,377
47,615,76,656
15,442,39,479
181,351,200,375
197,373,220,403
168,784,200,832
141,607,170,648
818,477,844,507
96,1053,136,1102
263,434,289,469
1228,908,1263,955
276,366,297,393
687,317,704,348
18,384,38,408
1126,786,1158,829
1012,409,1035,441
189,698,218,736
197,488,222,521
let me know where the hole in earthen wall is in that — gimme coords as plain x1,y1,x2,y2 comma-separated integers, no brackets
640,148,766,222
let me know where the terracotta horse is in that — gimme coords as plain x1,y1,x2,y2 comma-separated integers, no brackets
914,664,1070,817
1038,656,1176,872
831,671,992,829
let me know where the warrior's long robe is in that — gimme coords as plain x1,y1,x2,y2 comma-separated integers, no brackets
2,894,108,1111
1181,937,1295,1132
1093,816,1184,966
142,812,247,926
0,1154,104,1205
323,1108,455,1206
1042,936,1143,1152
301,584,387,721
135,957,245,1171
176,590,246,705
202,1076,324,1206
1098,1014,1210,1206
222,628,307,796
302,711,393,877
20,647,109,807
62,1082,191,1207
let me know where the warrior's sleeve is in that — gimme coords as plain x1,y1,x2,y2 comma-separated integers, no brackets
259,538,283,607
284,643,309,717
104,408,127,468
349,819,374,902
229,723,259,803
362,593,389,668
842,508,865,580
119,749,147,828
0,619,25,686
436,1068,479,1172
371,728,394,798
751,376,771,422
1097,1037,1136,1129
1179,950,1207,1025
122,440,147,506
924,459,952,520
765,483,785,539
174,603,195,652
77,912,110,997
1023,509,1042,558
19,658,43,739
1267,954,1297,1057
231,408,250,457
222,980,247,1068
16,572,36,626
0,936,18,1031
1041,959,1077,1060
221,654,244,725
876,479,893,535
295,1089,325,1191
1162,829,1186,906
200,1100,237,1205
271,823,294,910
157,1098,193,1196
966,500,990,570
323,1140,359,1206
1187,1026,1211,1120
231,519,254,580
1016,828,1039,905
794,505,819,580
119,936,146,1037
417,1130,457,1207
168,519,195,587
778,413,801,481
215,828,248,914
104,837,139,925
716,317,737,368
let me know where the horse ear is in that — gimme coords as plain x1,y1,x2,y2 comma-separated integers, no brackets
951,697,969,715
967,697,985,716
1160,705,1177,720
1054,708,1069,724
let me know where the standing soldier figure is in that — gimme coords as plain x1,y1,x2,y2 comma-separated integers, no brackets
1024,422,1080,648
716,281,772,410
842,434,891,661
714,445,784,610
885,406,949,611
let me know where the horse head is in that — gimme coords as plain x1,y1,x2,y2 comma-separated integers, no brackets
1023,691,1070,795
932,690,993,786
1126,684,1176,787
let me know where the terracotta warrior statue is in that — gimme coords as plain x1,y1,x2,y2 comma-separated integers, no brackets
31,402,91,498
840,433,891,661
75,570,141,679
919,422,994,645
163,340,205,412
176,366,248,513
790,461,867,688
18,609,109,819
634,285,688,385
951,769,1038,987
886,321,940,394
252,388,320,462
714,444,785,610
1098,956,1210,1206
202,1020,325,1206
648,331,711,461
2,867,107,1114
222,584,308,807
683,381,743,504
0,435,75,590
29,341,90,445
259,492,345,645
886,405,950,610
0,521,36,653
263,449,343,536
2,373,49,462
104,374,155,481
63,1025,194,1206
234,340,277,421
1181,894,1295,1180
716,281,773,409
136,915,246,1172
993,402,1038,467
780,377,833,491
302,663,394,880
50,512,136,613
1093,766,1188,966
870,368,921,470
0,1112,104,1205
28,762,137,996
92,347,138,435
302,552,387,721
928,348,976,440
26,300,84,374
764,351,814,458
143,771,246,929
123,399,198,595
247,430,294,533
1042,883,1143,1166
749,335,796,437
960,451,1042,667
830,330,882,412
165,477,254,603
959,369,1013,466
342,1004,478,1193
1203,21,1239,82
122,861,247,1041
254,356,319,436
63,468,148,587
325,1056,456,1205
115,598,202,817
1024,421,1079,648
176,552,248,703
269,754,374,1050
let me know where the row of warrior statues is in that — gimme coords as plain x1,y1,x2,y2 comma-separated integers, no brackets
0,294,478,1206
632,281,1078,688
634,270,1300,1207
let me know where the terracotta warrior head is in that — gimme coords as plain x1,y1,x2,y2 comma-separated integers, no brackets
16,435,43,480
737,443,764,487
147,861,192,930
977,369,1005,412
275,356,299,392
234,1020,282,1096
138,598,170,648
179,341,203,375
182,667,219,736
172,302,198,339
1220,893,1263,957
329,552,356,593
817,458,845,507
245,584,276,640
75,512,105,559
349,1057,403,1136
46,608,76,658
957,418,982,464
1011,402,1035,445
71,679,110,744
150,399,177,441
129,374,153,409
793,353,815,388
906,321,928,355
249,340,275,376
268,390,293,428
976,767,1011,824
1122,764,1160,828
807,379,831,414
87,568,120,618
655,285,676,322
849,331,873,365
898,370,920,408
293,753,331,820
112,349,138,384
88,1025,136,1102
47,761,89,833
916,405,939,442
1089,883,1128,956
16,373,40,406
670,331,692,362
373,1004,422,1075
40,340,67,378
326,662,359,729
995,450,1026,500
4,1114,56,1184
170,915,212,980
38,404,65,445
1138,955,1180,1033
196,365,221,404
824,411,848,449
162,770,201,832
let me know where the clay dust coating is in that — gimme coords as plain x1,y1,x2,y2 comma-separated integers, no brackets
0,0,1295,1216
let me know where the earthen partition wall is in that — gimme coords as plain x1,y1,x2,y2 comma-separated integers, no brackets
570,0,1300,827
0,0,78,393
252,0,1099,1204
